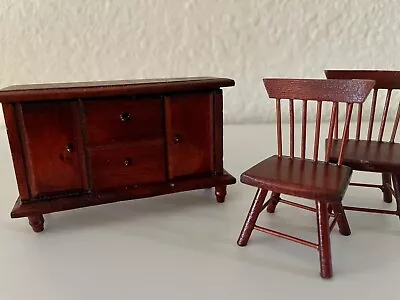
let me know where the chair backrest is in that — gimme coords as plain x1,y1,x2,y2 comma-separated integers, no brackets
325,70,400,143
263,78,375,165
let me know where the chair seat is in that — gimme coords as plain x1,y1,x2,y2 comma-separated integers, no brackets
329,139,400,173
240,155,352,202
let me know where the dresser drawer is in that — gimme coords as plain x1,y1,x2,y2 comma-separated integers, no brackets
84,97,164,146
89,139,167,190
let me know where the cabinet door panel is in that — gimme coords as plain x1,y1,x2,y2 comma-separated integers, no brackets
21,102,84,197
165,93,214,179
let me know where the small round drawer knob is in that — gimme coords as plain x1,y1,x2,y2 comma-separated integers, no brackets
124,157,132,166
174,134,182,144
120,112,132,122
66,144,74,153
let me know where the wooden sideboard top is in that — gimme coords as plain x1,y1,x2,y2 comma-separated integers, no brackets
0,77,235,103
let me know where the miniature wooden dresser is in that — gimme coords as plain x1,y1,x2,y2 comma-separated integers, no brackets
0,77,236,232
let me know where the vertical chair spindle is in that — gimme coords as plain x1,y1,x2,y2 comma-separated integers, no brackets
325,102,338,163
378,89,392,142
367,89,378,141
301,100,307,159
356,103,363,141
276,98,282,157
313,101,322,161
289,99,294,158
334,103,339,140
338,103,354,166
345,104,351,140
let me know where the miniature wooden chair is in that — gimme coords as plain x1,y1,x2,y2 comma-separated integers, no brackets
237,78,375,278
325,70,400,219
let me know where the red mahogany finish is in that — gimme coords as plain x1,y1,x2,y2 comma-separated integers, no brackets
325,70,400,218
0,77,236,232
237,78,375,278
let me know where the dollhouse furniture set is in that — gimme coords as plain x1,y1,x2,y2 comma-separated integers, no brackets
1,71,399,279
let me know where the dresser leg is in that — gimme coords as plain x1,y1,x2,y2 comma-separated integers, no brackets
215,185,227,203
28,215,45,232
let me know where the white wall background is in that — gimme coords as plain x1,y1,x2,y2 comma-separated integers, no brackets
1,0,400,126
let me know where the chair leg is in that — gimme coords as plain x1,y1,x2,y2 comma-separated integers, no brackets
237,188,268,246
327,204,333,214
391,173,400,220
316,201,333,279
266,192,280,213
331,203,351,236
382,173,393,203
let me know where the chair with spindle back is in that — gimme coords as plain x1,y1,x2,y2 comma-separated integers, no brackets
325,70,400,220
237,78,375,279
